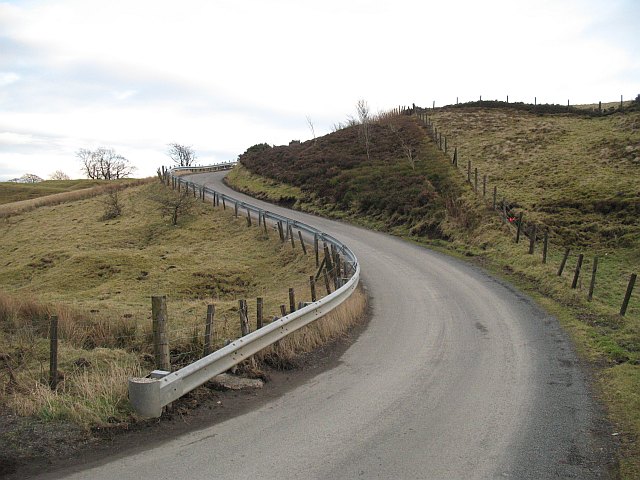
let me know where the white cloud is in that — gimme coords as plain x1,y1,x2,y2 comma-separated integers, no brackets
0,0,638,181
0,72,19,87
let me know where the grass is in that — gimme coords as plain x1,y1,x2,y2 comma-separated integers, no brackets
0,180,365,428
228,105,640,477
0,178,153,218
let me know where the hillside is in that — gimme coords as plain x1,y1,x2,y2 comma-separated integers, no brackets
0,181,326,428
0,179,129,205
230,104,640,477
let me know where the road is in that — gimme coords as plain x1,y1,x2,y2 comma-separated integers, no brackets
50,171,609,479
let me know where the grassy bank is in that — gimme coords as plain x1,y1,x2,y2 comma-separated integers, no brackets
0,180,365,430
229,105,639,477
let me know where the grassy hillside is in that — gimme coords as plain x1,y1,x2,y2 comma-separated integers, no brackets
0,181,338,429
230,104,640,477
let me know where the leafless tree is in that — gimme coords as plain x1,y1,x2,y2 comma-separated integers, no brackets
306,115,317,145
19,173,43,183
152,185,194,226
356,99,371,160
167,143,197,167
49,170,70,180
100,190,123,220
388,121,417,170
77,148,135,180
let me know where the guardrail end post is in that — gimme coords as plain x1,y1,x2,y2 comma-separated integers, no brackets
128,377,163,418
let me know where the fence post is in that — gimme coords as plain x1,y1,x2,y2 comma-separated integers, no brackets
152,296,170,371
620,273,637,316
493,186,497,210
289,225,295,249
203,304,214,356
310,275,317,302
289,288,296,313
474,168,478,193
453,147,458,166
298,231,307,254
558,248,571,276
256,297,264,329
542,231,549,264
277,221,285,242
571,254,584,289
234,202,238,218
49,315,58,390
222,197,226,210
515,212,524,243
246,208,252,227
323,271,332,295
467,160,471,183
239,300,250,336
482,175,487,198
528,224,537,254
588,257,598,302
280,304,287,317
314,234,319,267
263,213,268,235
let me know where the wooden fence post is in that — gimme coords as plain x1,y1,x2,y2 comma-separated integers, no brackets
558,248,570,276
453,147,458,166
493,186,497,210
314,234,319,267
246,208,252,227
234,202,238,218
528,224,537,254
263,213,268,235
482,175,487,198
588,257,598,302
474,168,478,193
277,221,285,242
222,197,226,210
467,160,471,183
289,225,295,249
280,304,287,317
289,288,296,313
310,275,317,302
152,296,170,371
620,273,637,316
298,231,307,254
571,254,584,289
515,212,524,243
542,232,549,264
49,315,58,390
239,299,250,336
256,297,264,329
323,271,332,295
203,304,214,356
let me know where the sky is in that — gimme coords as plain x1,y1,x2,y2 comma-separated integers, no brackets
0,0,638,181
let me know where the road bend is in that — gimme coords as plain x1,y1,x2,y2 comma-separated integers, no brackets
49,171,609,479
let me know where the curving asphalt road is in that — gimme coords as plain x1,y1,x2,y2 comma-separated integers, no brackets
49,171,610,479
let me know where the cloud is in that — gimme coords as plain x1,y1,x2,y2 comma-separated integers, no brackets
0,0,638,182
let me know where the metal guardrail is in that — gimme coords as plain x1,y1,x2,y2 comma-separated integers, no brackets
128,164,360,418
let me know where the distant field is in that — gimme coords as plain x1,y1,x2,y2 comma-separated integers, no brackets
0,179,123,205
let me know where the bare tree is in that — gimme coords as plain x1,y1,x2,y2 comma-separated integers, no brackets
19,173,43,183
356,99,371,160
100,190,123,220
167,143,196,167
77,148,135,180
306,115,317,145
151,185,194,226
49,170,70,180
387,121,417,170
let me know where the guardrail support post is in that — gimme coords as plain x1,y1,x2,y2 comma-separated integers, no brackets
289,288,296,313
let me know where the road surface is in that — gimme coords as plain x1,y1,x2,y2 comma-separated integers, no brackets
47,171,610,479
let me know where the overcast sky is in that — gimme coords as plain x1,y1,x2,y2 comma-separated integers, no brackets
1,0,638,181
